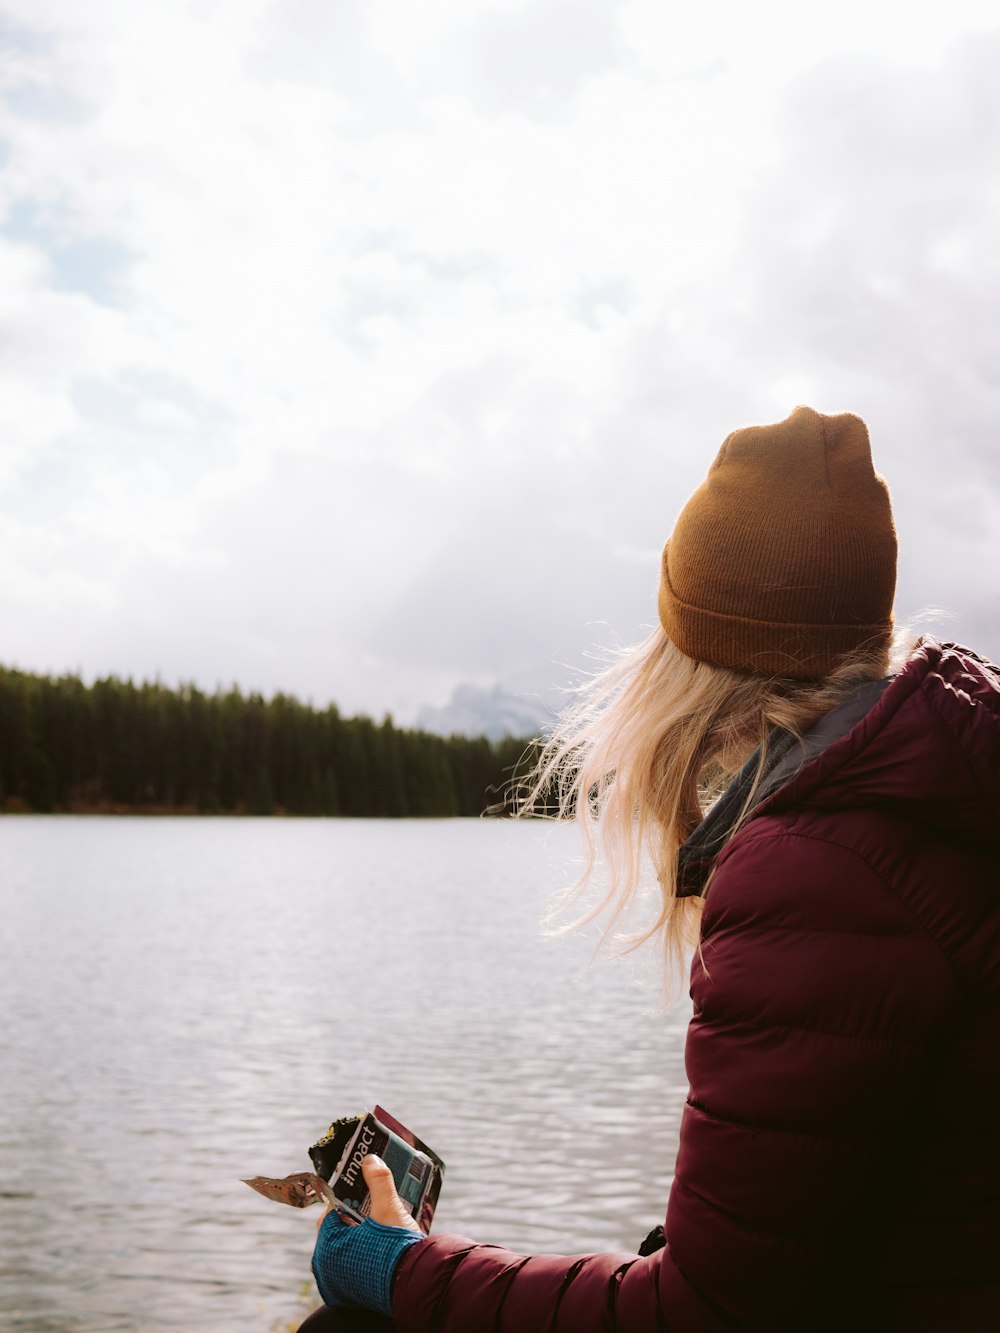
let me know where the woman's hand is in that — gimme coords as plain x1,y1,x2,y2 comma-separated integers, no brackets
316,1154,424,1233
311,1155,426,1315
361,1155,425,1233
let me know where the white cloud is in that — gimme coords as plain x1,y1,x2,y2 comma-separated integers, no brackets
2,1,999,717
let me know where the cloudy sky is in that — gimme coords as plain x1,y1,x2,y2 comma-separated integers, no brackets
2,0,998,723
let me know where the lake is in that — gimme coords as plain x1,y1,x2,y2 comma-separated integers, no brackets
0,817,690,1331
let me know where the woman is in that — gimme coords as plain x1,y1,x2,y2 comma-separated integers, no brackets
302,406,1000,1331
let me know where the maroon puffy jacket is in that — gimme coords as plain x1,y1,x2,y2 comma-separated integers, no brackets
393,639,1000,1332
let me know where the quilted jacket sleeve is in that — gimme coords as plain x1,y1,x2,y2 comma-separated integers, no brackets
392,814,960,1332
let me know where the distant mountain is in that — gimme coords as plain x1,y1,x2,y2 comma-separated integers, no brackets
416,683,555,741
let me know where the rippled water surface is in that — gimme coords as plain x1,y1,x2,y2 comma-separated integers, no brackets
1,817,690,1331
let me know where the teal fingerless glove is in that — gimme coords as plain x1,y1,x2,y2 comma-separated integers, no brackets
312,1212,425,1316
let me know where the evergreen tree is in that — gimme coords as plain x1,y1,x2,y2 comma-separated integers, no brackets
0,664,538,819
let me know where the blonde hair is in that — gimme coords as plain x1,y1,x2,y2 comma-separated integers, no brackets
518,628,897,983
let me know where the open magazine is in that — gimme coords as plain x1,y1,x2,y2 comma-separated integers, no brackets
244,1105,444,1234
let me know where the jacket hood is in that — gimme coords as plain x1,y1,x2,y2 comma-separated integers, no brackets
677,638,1000,897
760,638,1000,847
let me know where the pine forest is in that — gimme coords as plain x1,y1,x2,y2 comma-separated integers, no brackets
0,666,538,818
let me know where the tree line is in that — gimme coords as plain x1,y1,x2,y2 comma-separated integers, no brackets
0,665,540,817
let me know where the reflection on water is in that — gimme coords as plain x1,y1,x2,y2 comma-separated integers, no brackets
0,817,689,1331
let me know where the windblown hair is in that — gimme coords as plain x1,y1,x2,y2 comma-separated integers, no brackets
518,629,896,984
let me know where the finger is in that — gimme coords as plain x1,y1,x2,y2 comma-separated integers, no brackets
361,1154,422,1233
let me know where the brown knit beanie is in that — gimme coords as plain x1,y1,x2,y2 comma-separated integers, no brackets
657,406,897,679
